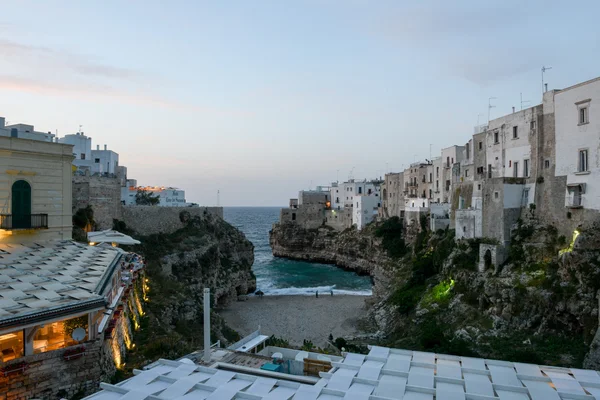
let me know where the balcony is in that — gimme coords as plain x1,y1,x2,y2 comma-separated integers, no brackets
0,214,48,230
566,195,583,209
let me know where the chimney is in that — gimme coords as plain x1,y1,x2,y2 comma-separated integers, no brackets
512,107,515,113
96,145,99,150
203,288,211,363
104,144,107,151
545,83,548,92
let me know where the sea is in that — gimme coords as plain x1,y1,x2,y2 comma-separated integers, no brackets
223,207,372,296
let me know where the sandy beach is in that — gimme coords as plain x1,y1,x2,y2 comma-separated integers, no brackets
219,295,369,347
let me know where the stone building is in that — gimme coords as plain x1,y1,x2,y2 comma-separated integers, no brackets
381,172,404,218
0,136,73,242
0,135,144,399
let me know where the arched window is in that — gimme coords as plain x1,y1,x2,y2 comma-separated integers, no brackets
12,180,31,229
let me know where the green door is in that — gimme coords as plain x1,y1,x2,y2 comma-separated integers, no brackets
12,180,31,229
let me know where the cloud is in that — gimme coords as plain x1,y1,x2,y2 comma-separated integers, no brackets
0,74,252,117
0,38,139,80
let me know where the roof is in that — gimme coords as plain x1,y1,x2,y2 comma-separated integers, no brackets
84,345,600,399
0,240,122,330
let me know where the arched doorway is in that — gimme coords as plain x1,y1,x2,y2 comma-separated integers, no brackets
12,180,31,229
484,249,492,270
383,188,387,200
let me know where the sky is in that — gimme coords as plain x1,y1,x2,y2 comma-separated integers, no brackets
0,1,599,206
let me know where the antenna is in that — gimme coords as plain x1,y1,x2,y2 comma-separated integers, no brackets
429,144,432,161
520,93,530,110
488,97,497,123
79,124,83,134
336,169,339,183
541,66,552,94
217,190,220,206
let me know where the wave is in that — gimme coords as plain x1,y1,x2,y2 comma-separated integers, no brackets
258,285,372,296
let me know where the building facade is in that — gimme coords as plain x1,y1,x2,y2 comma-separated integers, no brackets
121,186,187,207
0,117,56,142
0,137,74,242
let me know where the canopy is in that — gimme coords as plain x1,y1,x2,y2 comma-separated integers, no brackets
87,230,141,245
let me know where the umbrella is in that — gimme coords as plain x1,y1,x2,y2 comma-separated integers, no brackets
87,230,141,245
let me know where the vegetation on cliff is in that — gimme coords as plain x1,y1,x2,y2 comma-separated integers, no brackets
112,211,255,373
271,216,600,367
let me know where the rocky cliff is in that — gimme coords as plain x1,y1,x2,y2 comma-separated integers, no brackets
270,217,600,368
115,209,255,366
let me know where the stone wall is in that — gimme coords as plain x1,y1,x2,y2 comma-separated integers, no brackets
324,209,352,231
120,205,224,235
279,205,325,230
73,175,122,230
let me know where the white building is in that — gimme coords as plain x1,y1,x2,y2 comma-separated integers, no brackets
122,186,187,207
91,144,119,175
440,145,464,204
554,77,600,210
0,117,56,142
59,132,94,173
353,194,380,230
330,180,379,210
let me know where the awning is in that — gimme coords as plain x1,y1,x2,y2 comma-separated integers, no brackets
88,230,141,245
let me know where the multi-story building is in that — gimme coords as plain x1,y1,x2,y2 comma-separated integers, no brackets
59,131,94,173
432,157,443,204
0,136,73,241
0,134,142,398
330,180,379,210
353,193,380,230
381,172,404,218
554,77,600,212
91,144,119,175
440,145,464,204
0,117,56,142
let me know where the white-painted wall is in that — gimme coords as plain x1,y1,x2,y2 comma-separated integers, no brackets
121,186,187,207
331,180,379,210
0,119,56,142
59,133,94,172
555,78,600,210
91,148,119,175
353,194,380,230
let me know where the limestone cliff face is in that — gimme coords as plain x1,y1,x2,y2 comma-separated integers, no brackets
269,222,396,300
270,217,600,368
119,210,255,350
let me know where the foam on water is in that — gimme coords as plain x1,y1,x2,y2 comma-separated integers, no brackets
224,207,372,296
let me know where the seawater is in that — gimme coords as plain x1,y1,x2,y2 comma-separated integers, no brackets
224,207,372,296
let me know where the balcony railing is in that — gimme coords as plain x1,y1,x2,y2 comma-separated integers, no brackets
566,195,583,209
0,214,49,230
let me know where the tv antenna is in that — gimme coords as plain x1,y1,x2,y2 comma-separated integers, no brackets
541,66,552,94
488,97,497,123
217,190,220,206
79,124,83,134
520,93,531,110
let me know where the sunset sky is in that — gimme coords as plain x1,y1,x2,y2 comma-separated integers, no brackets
0,0,599,206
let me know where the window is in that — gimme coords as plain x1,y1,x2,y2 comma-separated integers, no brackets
292,213,296,221
513,126,518,139
579,149,588,172
523,159,530,177
477,166,484,175
466,143,470,159
522,188,530,207
488,164,492,178
336,197,339,203
494,131,499,144
368,188,372,195
81,153,86,160
436,167,439,177
358,187,362,194
478,184,481,190
429,189,432,198
446,157,450,167
530,120,536,130
465,169,469,177
0,331,24,361
545,159,550,169
478,141,483,150
513,161,519,178
436,181,439,189
429,173,432,182
580,107,588,124
356,202,359,208
94,158,100,163
33,316,88,354
494,191,499,199
445,180,450,191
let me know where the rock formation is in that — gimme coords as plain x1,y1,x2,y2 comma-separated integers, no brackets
270,216,600,367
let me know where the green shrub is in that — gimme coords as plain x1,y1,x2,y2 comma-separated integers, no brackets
389,284,425,314
374,217,407,258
